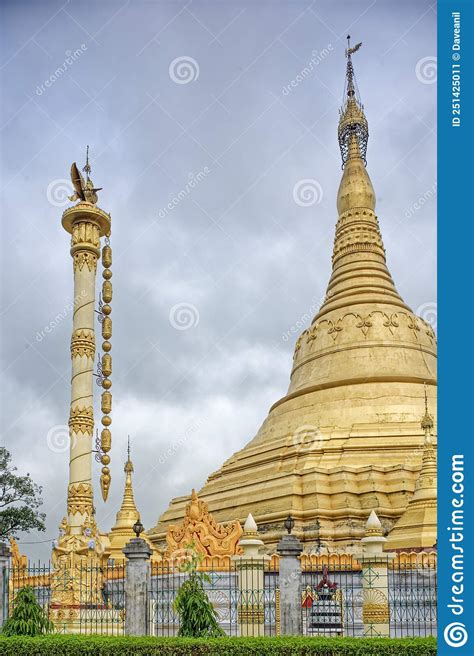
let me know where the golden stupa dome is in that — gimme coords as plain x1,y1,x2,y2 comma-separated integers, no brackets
150,40,437,552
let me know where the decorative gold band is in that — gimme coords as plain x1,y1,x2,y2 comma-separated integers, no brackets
67,481,93,516
238,603,265,624
70,330,95,359
362,602,390,624
73,251,98,273
68,406,94,435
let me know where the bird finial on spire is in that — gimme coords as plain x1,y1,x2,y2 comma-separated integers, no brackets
345,35,362,59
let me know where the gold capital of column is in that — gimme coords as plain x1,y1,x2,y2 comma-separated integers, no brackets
71,220,100,249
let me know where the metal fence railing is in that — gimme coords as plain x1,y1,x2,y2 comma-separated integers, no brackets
5,562,125,635
1,552,437,638
148,558,279,637
301,555,437,638
388,558,437,637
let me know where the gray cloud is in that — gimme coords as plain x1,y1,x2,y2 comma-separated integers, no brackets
0,0,436,560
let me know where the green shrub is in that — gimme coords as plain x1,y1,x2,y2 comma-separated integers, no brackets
173,543,225,638
0,635,437,655
1,587,54,637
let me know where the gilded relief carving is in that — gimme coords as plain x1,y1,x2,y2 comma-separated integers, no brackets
292,309,436,361
68,406,94,435
165,489,243,557
70,329,95,359
73,252,97,273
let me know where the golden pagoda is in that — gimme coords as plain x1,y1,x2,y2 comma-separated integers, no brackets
149,39,437,552
108,439,155,560
385,387,437,550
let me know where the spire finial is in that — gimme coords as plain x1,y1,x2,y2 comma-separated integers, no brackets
82,145,91,180
421,382,434,437
124,436,134,473
338,37,367,166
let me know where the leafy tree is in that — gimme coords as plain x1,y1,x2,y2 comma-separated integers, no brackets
173,543,225,638
0,447,46,541
2,586,54,636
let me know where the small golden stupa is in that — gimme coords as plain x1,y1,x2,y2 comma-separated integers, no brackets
148,39,437,552
108,439,155,560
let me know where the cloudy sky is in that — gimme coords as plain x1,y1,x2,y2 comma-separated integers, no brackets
0,0,436,560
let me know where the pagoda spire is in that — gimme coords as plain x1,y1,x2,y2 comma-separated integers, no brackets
120,436,138,515
107,438,140,559
107,438,157,561
338,36,368,166
314,38,408,319
386,390,437,549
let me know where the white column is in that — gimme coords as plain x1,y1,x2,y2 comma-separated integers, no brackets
62,206,110,532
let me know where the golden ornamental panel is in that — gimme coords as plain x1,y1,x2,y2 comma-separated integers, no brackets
293,309,437,362
362,602,390,624
70,329,95,359
71,221,100,248
237,603,265,624
68,406,94,435
67,481,93,516
165,489,243,558
73,251,97,273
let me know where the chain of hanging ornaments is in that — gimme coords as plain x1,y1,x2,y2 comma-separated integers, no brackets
99,236,113,501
